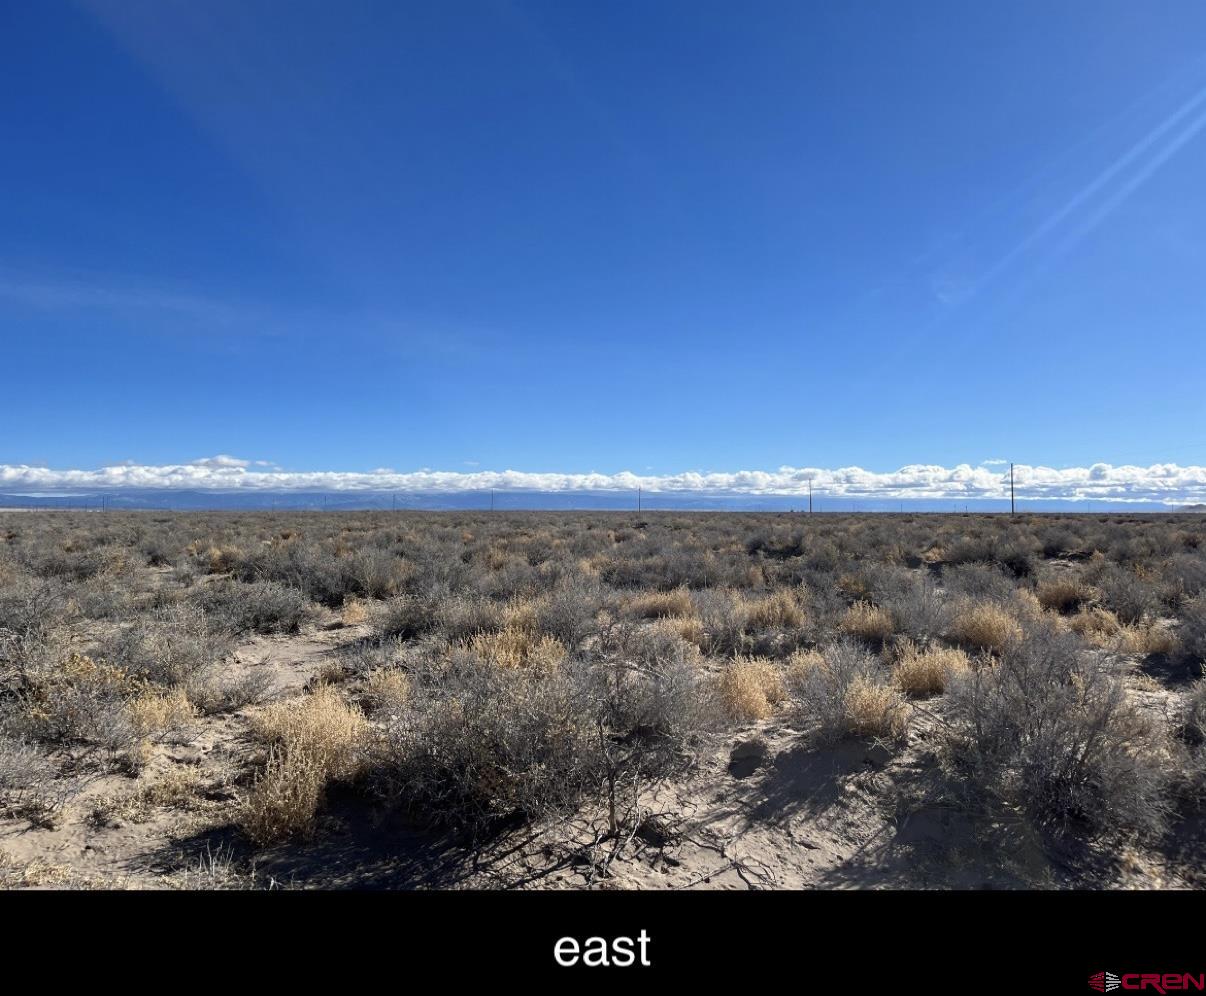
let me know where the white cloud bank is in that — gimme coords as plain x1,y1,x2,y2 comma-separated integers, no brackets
2,459,1206,504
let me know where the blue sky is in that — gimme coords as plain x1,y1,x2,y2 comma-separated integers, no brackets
3,1,1206,500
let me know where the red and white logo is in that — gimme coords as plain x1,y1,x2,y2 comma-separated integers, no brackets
1091,974,1206,994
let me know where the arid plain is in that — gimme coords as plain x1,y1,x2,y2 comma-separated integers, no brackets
2,509,1204,889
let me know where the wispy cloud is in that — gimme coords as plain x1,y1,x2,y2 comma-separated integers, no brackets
0,265,506,365
0,267,247,326
2,460,1206,504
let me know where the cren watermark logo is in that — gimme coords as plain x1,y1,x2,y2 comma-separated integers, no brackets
1090,974,1206,994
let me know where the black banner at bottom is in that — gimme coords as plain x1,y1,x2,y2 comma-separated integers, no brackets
7,889,1201,989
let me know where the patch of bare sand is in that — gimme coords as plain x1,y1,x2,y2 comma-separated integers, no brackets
0,621,365,889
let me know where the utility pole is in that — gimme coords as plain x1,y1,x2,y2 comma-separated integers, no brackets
808,480,813,515
1010,463,1015,517
490,489,495,511
637,486,641,513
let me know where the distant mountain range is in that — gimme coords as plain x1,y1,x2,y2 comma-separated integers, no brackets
0,488,1186,513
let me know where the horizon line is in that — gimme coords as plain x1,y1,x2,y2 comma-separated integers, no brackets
3,458,1206,505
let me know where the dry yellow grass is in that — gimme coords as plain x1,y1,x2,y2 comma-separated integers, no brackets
1116,623,1177,657
365,668,411,715
671,615,706,648
90,767,206,827
1065,606,1174,655
501,597,542,633
1068,606,1121,643
24,654,139,730
1099,617,1172,655
743,589,805,629
310,659,351,687
836,574,872,602
715,656,786,722
1011,589,1047,625
204,545,242,574
139,766,205,810
465,626,566,669
784,647,826,686
249,685,369,775
59,653,138,691
843,676,909,739
241,686,369,843
839,601,895,643
0,851,77,888
126,687,196,738
1037,578,1087,613
625,587,695,619
640,619,704,664
892,640,970,697
340,598,369,627
97,549,134,576
949,601,1021,652
241,750,327,845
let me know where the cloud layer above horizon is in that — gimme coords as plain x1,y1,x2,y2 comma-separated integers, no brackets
2,459,1206,504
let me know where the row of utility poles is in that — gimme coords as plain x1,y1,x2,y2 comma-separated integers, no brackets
634,467,1017,514
14,463,1045,514
634,471,1015,514
367,465,1023,514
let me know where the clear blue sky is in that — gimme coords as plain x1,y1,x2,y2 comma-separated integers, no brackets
3,0,1205,479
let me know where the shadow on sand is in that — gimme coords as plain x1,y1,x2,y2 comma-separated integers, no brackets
152,788,582,889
